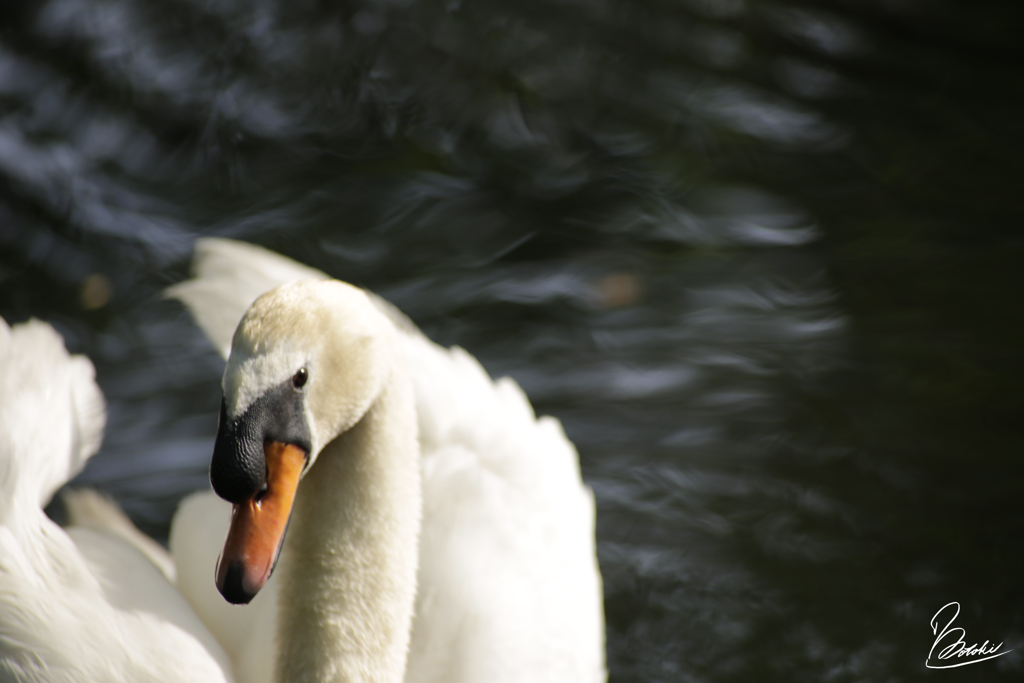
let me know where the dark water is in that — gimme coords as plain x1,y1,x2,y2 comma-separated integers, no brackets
2,0,1023,681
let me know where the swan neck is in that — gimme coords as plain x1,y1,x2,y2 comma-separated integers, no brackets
275,367,420,683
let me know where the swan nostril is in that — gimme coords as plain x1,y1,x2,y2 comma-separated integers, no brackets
254,482,269,503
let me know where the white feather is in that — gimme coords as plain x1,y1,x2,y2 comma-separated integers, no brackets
0,317,234,683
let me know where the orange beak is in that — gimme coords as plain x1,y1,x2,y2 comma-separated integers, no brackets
215,441,305,604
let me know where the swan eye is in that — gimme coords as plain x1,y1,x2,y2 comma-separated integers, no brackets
293,368,308,389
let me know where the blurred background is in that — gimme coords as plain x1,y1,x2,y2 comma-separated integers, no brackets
1,0,1022,681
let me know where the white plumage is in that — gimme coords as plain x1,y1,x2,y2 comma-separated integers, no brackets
168,238,605,683
0,237,605,683
0,317,234,683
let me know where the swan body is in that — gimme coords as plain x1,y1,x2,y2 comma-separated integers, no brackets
168,239,605,683
0,317,234,683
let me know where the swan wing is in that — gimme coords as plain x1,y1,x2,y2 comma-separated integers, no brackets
64,488,176,582
0,318,104,517
167,237,420,360
166,238,329,360
405,340,606,683
0,317,234,682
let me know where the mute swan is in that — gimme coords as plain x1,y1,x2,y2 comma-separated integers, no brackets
167,238,606,683
0,316,235,683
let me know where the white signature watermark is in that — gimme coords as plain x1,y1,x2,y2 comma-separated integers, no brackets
927,602,1013,669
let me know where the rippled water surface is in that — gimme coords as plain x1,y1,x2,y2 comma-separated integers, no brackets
2,0,1022,681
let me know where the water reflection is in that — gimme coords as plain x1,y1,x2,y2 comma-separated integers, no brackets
2,0,1023,681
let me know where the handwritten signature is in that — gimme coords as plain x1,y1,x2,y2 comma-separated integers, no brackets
927,602,1013,669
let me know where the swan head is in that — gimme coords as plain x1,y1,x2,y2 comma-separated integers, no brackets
209,278,396,604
